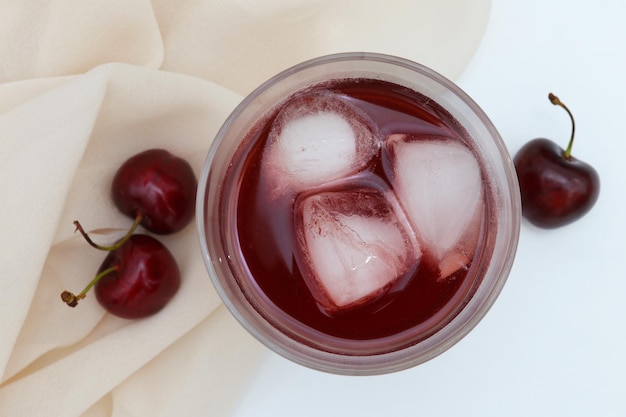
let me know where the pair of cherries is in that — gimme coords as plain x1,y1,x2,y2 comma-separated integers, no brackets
62,149,197,319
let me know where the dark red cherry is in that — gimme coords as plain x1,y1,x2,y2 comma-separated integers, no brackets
112,149,197,234
62,234,181,319
514,93,600,228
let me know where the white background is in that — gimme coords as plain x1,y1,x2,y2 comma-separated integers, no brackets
232,1,626,416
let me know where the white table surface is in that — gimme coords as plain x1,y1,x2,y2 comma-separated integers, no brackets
231,1,626,416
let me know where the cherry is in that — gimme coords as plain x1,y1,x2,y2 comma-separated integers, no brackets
62,234,181,319
112,149,197,235
513,93,600,229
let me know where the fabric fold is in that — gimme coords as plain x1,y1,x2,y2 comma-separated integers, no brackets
0,66,110,380
0,1,163,82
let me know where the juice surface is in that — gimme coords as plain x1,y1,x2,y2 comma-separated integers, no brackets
229,79,489,348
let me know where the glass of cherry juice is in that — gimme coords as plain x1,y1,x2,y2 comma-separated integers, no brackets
197,53,521,375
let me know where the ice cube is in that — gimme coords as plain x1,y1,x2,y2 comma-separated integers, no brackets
294,186,420,314
263,91,378,196
386,134,484,279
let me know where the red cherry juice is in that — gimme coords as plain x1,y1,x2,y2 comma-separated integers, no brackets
224,78,493,353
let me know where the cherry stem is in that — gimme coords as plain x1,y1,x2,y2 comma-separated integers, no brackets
548,92,576,159
61,265,119,307
73,211,143,251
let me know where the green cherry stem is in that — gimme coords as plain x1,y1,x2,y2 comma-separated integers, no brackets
548,92,576,159
73,211,144,251
61,265,119,307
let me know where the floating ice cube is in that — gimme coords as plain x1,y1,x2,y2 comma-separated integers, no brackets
263,91,378,196
294,186,420,314
386,134,484,279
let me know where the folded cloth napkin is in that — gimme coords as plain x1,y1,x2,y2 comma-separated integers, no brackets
0,1,490,416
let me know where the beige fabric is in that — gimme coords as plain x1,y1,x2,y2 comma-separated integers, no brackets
0,1,490,416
